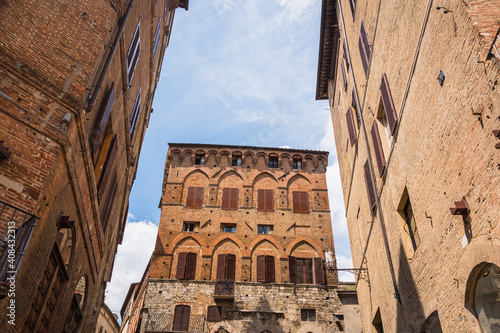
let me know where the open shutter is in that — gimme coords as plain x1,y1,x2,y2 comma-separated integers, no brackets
216,254,226,280
185,253,197,280
313,257,325,285
265,190,274,212
266,256,275,283
176,252,187,279
186,188,195,208
301,192,309,213
230,189,238,210
292,192,300,212
91,83,115,161
195,187,204,208
288,256,297,283
363,161,377,211
257,255,266,282
221,188,230,210
207,306,222,322
371,121,386,177
346,107,358,147
380,73,397,134
257,190,265,211
226,254,236,280
97,134,118,200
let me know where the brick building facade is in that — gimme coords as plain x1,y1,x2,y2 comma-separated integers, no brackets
131,143,346,333
317,0,500,332
0,0,187,332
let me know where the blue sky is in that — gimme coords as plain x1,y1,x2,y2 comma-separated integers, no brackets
105,0,354,317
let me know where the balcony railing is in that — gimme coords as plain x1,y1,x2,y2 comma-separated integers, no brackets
214,279,235,299
0,200,38,282
146,313,206,333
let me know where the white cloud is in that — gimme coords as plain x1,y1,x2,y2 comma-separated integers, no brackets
279,145,291,149
105,219,158,316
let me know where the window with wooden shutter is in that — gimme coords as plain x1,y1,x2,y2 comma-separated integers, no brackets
296,258,313,284
363,160,377,211
176,252,187,279
341,61,347,91
129,89,141,141
127,21,141,85
185,252,197,280
257,189,274,212
91,83,115,162
380,73,397,135
217,254,236,280
221,188,238,210
153,18,161,59
346,107,358,147
371,121,386,177
288,256,297,283
313,257,325,285
216,254,226,280
266,256,275,283
257,255,266,282
175,252,197,280
207,306,222,322
186,187,204,208
97,134,117,200
358,20,371,78
173,305,190,331
292,192,309,213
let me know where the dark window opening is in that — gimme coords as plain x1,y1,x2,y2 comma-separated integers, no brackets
232,155,242,166
292,158,302,170
194,154,205,165
182,222,199,232
258,225,273,234
373,308,384,333
268,156,278,168
301,309,316,322
221,224,236,233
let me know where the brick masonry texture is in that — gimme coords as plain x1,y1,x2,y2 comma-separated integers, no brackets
317,0,500,332
0,0,186,332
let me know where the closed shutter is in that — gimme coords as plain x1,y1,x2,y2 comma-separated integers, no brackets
207,306,222,322
257,190,265,211
266,256,275,283
288,256,297,283
195,187,204,208
292,192,300,212
300,192,309,213
176,252,187,279
380,73,397,134
221,188,230,210
346,107,358,147
173,305,190,331
265,190,274,212
371,121,386,177
313,257,325,285
97,135,117,200
257,255,266,282
226,254,236,280
186,187,195,208
230,188,238,210
91,83,115,162
363,161,377,211
216,254,226,280
185,253,197,280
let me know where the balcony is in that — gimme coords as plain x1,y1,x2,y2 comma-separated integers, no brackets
0,200,38,283
214,279,235,299
146,313,206,333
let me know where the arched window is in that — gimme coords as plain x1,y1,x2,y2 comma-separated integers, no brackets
473,263,500,332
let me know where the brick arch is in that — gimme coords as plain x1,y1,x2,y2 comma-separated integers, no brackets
207,234,246,256
167,233,207,255
252,171,278,187
217,170,244,185
285,237,322,257
248,235,285,258
286,173,312,188
182,169,210,184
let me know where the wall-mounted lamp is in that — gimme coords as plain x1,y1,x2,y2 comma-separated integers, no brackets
438,70,445,86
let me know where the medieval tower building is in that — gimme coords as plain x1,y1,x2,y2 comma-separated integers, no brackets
132,143,346,333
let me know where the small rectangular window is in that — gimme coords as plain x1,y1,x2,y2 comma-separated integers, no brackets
268,156,278,168
221,224,236,233
257,225,273,234
301,309,316,322
153,18,161,59
127,21,141,85
232,154,242,166
129,88,141,140
194,154,205,165
292,158,302,170
182,222,199,232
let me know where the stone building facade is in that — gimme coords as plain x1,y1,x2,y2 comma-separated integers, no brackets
0,0,187,332
316,0,500,332
96,303,120,333
135,143,345,333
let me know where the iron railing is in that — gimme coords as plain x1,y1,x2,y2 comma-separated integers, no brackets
0,200,38,282
214,279,235,298
146,313,206,333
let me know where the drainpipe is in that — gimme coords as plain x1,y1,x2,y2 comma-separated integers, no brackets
86,0,135,112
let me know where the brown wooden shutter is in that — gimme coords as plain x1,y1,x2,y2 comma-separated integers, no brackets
266,256,275,283
97,134,118,200
230,188,238,210
216,254,226,280
195,187,204,208
363,161,377,211
346,107,358,147
257,255,266,282
265,190,274,212
380,73,397,134
301,192,309,213
371,121,386,177
358,20,370,78
313,257,325,285
221,188,230,210
207,306,222,322
226,254,236,280
176,252,187,279
257,189,265,211
186,187,195,208
185,253,197,280
292,192,300,212
288,256,297,283
173,305,190,331
91,83,115,162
